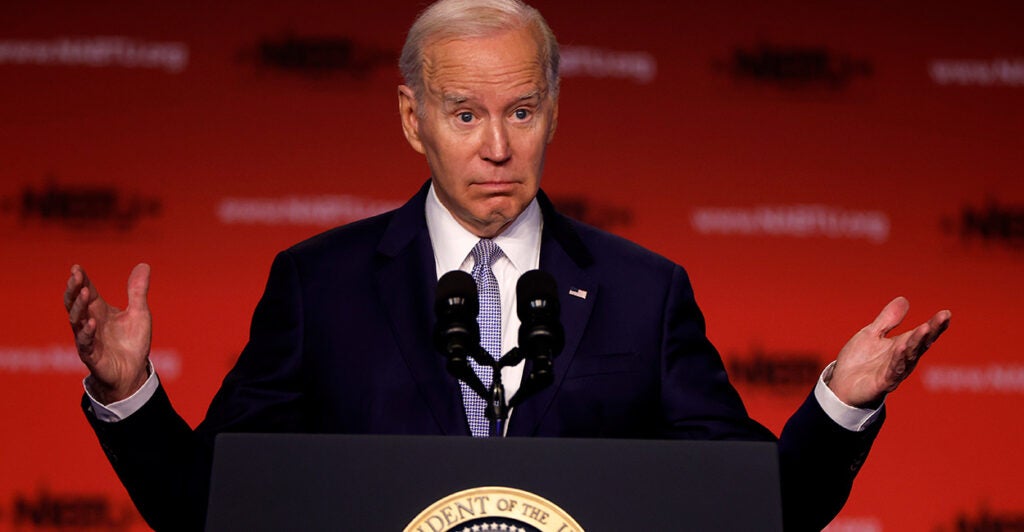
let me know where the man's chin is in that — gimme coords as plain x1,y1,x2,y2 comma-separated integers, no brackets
464,208,520,238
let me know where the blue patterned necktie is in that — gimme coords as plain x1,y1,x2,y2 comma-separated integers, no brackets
464,238,504,437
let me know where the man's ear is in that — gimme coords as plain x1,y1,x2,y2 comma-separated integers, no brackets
398,85,425,154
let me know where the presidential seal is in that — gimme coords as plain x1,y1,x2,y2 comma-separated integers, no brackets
405,486,584,532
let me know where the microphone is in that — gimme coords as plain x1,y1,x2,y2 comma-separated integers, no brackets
433,270,480,380
435,270,499,429
516,270,564,388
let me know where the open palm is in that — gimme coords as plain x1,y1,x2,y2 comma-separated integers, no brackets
829,297,951,408
65,263,152,404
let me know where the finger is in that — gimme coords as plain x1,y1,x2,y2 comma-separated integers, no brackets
903,310,951,362
127,263,151,313
920,310,952,350
64,266,84,312
931,309,952,332
868,296,910,337
903,321,933,361
76,317,97,358
68,285,91,327
76,265,96,293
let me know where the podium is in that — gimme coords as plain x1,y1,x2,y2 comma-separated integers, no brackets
206,434,782,531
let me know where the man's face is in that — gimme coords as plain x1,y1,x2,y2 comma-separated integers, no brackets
399,26,558,238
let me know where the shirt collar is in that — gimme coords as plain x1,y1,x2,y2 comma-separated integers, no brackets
425,182,542,277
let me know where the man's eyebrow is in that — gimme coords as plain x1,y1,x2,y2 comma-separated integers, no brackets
442,90,544,104
440,89,546,108
516,90,543,102
442,93,470,106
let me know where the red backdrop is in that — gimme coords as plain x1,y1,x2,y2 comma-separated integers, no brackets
2,1,1022,530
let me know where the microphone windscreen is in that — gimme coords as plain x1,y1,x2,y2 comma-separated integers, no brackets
516,269,559,318
436,270,478,315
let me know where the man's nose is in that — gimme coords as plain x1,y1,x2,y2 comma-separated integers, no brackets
480,119,511,164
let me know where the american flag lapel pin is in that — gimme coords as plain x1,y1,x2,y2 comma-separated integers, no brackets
568,287,588,300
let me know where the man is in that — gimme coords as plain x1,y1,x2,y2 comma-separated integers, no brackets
64,1,951,530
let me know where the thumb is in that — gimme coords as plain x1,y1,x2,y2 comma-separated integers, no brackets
127,263,151,312
868,296,910,337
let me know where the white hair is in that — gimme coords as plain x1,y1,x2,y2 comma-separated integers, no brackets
399,0,560,101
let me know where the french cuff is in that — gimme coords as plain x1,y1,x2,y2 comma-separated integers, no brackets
814,361,884,432
83,364,160,422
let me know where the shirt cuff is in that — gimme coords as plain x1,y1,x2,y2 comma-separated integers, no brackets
83,364,160,422
814,361,884,432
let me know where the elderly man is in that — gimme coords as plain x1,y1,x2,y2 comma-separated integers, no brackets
65,1,950,530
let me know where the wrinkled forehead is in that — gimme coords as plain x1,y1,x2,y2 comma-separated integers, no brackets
420,29,549,99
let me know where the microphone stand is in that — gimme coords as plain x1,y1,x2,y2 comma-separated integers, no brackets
460,346,517,437
457,346,552,437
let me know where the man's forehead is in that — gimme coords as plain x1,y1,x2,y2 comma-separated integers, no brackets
423,51,547,104
422,28,546,82
422,47,544,74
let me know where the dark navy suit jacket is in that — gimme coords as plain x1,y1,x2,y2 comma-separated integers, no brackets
85,182,882,531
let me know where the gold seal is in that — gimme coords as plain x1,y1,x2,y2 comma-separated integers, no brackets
404,486,584,532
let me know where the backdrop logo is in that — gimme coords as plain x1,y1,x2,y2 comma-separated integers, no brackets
942,199,1024,249
239,34,395,79
691,204,890,243
0,345,182,380
715,43,872,89
550,195,633,232
9,487,138,530
930,58,1024,87
560,45,657,84
940,504,1024,531
728,348,824,394
921,364,1024,394
1,178,161,231
0,37,188,73
216,195,401,227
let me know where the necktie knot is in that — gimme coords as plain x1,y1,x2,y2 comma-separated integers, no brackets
471,238,502,271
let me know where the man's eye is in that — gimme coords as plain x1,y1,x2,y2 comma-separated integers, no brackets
514,109,530,120
458,112,474,123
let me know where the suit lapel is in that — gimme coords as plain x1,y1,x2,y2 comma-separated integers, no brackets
373,182,468,435
372,186,598,437
509,191,598,436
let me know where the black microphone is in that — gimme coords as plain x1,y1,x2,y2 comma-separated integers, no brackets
434,271,492,410
516,270,565,367
434,271,480,370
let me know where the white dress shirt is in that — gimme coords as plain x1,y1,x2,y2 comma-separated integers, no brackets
425,183,542,404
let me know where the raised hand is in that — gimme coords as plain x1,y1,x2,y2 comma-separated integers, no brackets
828,297,951,408
64,263,153,404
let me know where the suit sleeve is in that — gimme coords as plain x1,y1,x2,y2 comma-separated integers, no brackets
82,384,206,530
81,250,311,531
778,393,884,532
